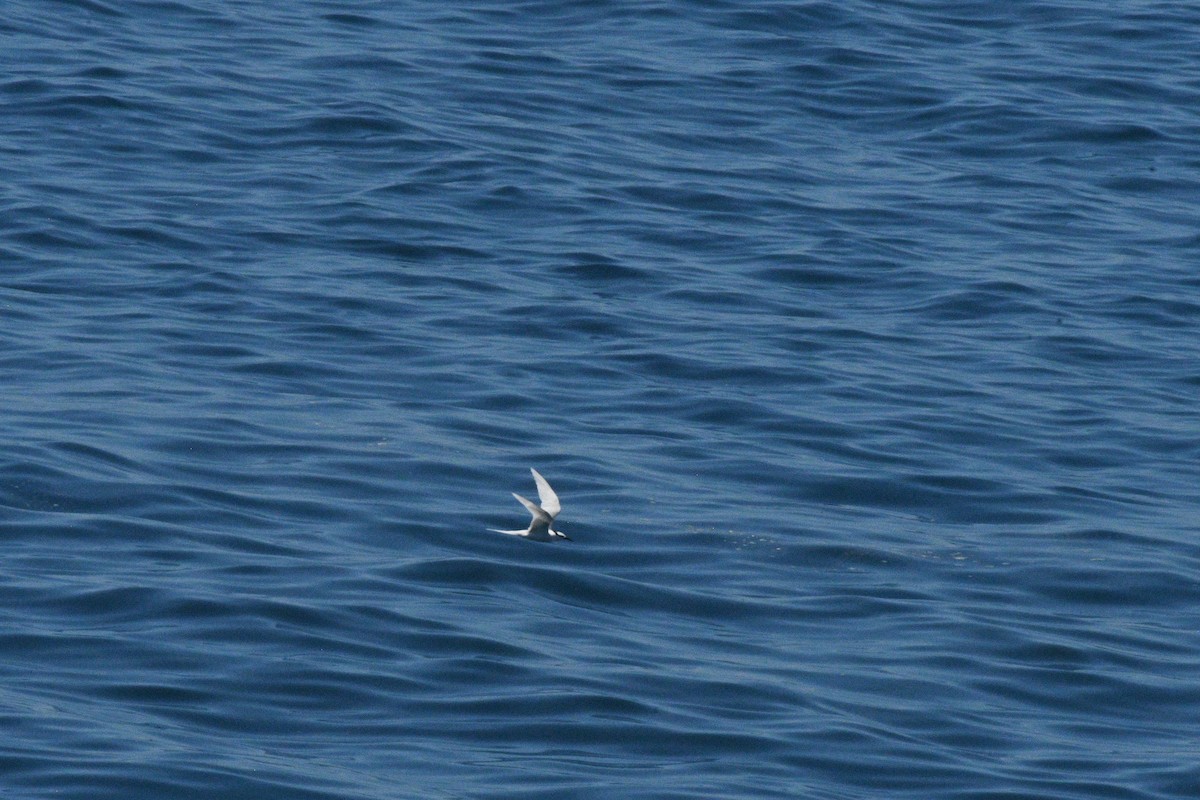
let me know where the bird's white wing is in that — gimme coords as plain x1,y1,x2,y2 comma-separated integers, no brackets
530,469,560,518
512,492,552,523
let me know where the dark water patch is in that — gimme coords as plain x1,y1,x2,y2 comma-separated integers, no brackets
320,12,386,29
39,0,122,18
1050,122,1166,145
914,285,1044,321
95,682,211,705
752,265,874,287
44,586,168,622
1,78,55,95
555,252,650,282
1021,565,1200,610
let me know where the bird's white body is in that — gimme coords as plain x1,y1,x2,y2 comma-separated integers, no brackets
490,469,569,542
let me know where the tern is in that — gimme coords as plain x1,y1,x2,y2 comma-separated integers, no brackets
490,468,570,542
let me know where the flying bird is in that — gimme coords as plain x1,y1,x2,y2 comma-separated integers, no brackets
490,468,570,542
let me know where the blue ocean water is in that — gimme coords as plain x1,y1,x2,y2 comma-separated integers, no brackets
3,0,1199,797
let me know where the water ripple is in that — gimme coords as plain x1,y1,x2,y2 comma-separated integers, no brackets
3,0,1199,797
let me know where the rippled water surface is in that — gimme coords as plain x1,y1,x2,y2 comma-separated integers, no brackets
3,1,1199,798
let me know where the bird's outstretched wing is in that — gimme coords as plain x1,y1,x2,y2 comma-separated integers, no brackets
513,492,552,524
530,468,560,518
